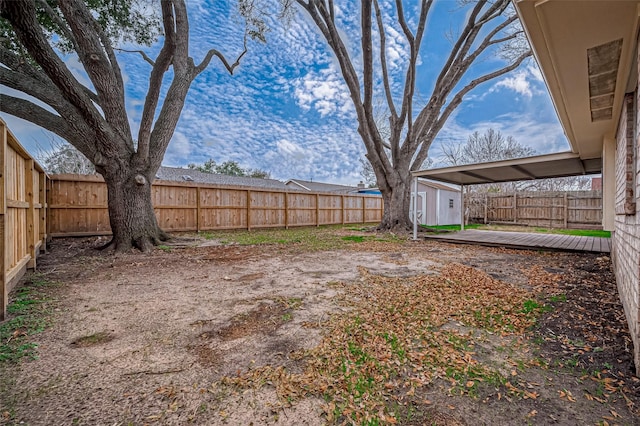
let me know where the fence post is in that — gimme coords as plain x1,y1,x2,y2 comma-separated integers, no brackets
563,193,568,229
362,196,366,224
196,186,201,233
0,122,6,321
39,172,47,252
316,193,320,227
25,160,36,269
341,195,345,225
246,190,251,231
513,193,517,224
284,192,289,229
484,194,488,224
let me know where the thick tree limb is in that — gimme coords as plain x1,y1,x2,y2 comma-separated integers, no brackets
147,0,198,170
0,67,65,109
0,0,105,132
137,0,178,164
0,94,75,142
372,0,396,120
57,0,130,141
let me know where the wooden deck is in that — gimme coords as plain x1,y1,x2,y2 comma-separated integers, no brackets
422,230,610,253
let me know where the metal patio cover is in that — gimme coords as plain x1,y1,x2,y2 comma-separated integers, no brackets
411,152,601,186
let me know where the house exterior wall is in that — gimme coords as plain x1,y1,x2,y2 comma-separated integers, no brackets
612,60,640,369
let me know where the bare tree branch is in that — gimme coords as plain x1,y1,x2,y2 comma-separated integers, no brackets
136,0,178,163
114,48,156,66
195,43,247,75
372,0,396,120
412,49,531,170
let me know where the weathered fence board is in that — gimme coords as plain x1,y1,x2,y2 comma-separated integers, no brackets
467,191,603,229
1,120,48,321
48,174,383,237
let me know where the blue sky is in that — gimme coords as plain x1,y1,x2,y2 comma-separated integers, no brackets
1,0,569,185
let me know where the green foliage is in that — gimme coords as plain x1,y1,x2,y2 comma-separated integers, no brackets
200,225,402,250
215,161,246,176
0,274,55,364
430,223,610,238
548,294,567,303
342,235,365,243
188,158,218,174
188,159,271,179
0,0,160,55
533,228,611,238
520,299,552,315
420,223,482,233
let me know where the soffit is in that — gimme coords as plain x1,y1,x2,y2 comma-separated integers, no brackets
515,0,640,159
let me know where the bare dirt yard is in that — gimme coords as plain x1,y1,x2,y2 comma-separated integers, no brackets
1,226,638,425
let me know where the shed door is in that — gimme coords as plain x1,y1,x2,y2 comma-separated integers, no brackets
409,192,427,225
425,189,437,225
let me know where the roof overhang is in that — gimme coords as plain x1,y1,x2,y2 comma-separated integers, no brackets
412,152,601,186
515,0,640,159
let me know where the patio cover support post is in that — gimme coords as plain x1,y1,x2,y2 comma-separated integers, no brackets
412,176,418,240
460,184,465,231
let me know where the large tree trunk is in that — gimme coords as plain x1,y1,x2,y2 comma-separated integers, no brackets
377,169,413,232
102,166,168,252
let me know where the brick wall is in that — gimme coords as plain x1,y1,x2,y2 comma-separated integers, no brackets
612,64,640,370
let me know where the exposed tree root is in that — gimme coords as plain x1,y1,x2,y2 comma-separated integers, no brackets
95,229,171,253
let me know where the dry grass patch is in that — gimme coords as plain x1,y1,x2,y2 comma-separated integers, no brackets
221,263,541,424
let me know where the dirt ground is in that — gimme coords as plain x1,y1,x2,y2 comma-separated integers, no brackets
1,228,638,425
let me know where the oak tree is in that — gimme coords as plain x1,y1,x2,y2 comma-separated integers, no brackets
0,0,260,251
292,0,531,231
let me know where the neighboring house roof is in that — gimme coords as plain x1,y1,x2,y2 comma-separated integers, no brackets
156,168,378,195
284,179,360,194
156,166,293,191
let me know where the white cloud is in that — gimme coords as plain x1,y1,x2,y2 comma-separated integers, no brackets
293,66,353,118
276,139,308,160
494,70,533,98
2,0,566,188
164,131,193,166
528,63,544,83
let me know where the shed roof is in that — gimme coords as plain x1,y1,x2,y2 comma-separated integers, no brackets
418,178,461,192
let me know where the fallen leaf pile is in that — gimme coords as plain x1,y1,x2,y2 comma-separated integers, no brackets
532,255,640,417
521,264,562,295
222,262,539,424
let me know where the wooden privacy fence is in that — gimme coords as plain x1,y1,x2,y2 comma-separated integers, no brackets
0,120,48,321
466,191,603,229
48,174,384,237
